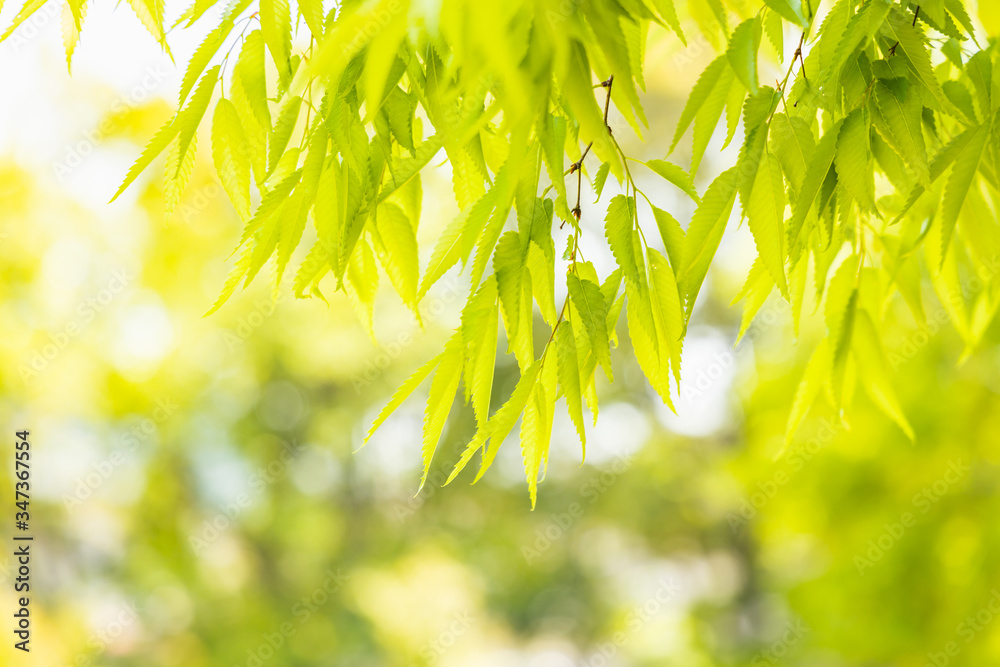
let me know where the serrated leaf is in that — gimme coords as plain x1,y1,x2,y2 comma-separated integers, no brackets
746,150,788,296
769,113,815,194
677,167,739,318
420,331,465,489
788,118,843,247
726,17,762,94
937,121,990,267
374,202,420,307
605,195,638,284
785,338,832,444
568,274,611,377
109,114,180,203
853,310,914,439
835,108,875,213
268,95,302,173
364,356,440,444
593,162,611,201
260,0,292,82
447,361,541,485
646,159,699,202
211,98,252,221
670,56,726,154
556,320,586,452
873,81,930,188
651,205,685,271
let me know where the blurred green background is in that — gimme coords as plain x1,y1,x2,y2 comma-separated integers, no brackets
2,5,1000,667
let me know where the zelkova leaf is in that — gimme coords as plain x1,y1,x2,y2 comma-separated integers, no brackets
785,338,833,445
568,274,612,377
788,119,843,248
173,65,220,181
726,17,762,95
364,356,440,445
461,278,499,430
420,331,465,490
650,0,685,43
211,98,252,221
648,248,684,391
1,0,49,42
645,159,699,202
852,310,915,439
746,150,788,296
768,113,815,194
494,231,527,346
110,115,180,203
556,321,586,452
937,121,990,268
872,81,931,188
880,7,955,115
446,361,541,485
835,109,875,214
374,202,420,308
521,376,554,508
670,56,727,154
892,126,977,224
678,167,739,319
652,205,685,272
259,0,292,83
762,0,808,27
605,195,638,284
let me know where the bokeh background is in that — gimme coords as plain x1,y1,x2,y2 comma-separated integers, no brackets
1,1,1000,665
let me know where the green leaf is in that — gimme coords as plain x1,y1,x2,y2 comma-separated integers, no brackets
237,30,271,128
421,331,465,489
109,115,180,203
785,338,832,444
268,95,302,174
648,247,684,391
568,274,612,377
937,121,990,267
260,0,292,83
593,162,611,201
447,361,541,485
669,56,726,154
853,310,915,439
880,7,953,114
677,167,739,318
374,202,420,308
768,113,815,194
364,356,440,445
726,17,762,94
645,159,699,202
872,81,931,188
835,108,875,213
494,231,527,345
788,118,843,247
461,278,499,430
651,205,685,272
746,150,788,296
211,98,252,221
173,65,220,181
556,321,586,452
605,195,638,284
762,0,807,27
825,254,860,367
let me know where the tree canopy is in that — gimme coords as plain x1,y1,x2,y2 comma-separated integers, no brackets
10,0,1000,505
